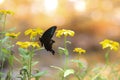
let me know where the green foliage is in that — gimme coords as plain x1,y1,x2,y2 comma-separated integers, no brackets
17,68,29,80
32,70,47,80
58,47,69,56
51,66,64,72
1,9,120,80
71,59,86,69
51,66,74,78
0,10,15,80
64,69,74,77
93,76,107,80
17,46,47,80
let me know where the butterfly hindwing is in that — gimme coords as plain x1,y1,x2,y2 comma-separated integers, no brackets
39,26,57,55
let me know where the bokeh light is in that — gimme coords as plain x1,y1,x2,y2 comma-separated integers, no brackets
0,0,4,4
44,0,58,13
70,0,86,12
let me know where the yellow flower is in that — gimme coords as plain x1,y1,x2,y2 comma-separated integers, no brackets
30,42,40,48
5,32,20,38
99,39,120,51
16,41,40,49
0,10,14,15
73,48,86,54
25,28,43,40
56,29,75,38
16,41,31,49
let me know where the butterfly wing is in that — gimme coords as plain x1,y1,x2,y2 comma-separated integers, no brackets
40,26,57,46
41,26,57,41
43,39,55,55
39,26,57,55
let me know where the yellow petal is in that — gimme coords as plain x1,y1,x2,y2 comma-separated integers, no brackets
25,29,33,35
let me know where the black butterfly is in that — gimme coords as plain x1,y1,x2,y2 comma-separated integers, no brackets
39,26,57,55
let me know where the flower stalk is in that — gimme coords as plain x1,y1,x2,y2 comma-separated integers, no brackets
64,36,69,70
105,49,110,65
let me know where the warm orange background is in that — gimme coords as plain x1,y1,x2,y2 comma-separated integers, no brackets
1,0,120,80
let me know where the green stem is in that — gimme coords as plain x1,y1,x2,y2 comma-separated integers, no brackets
7,66,13,80
61,76,64,80
105,50,110,65
30,52,32,78
64,36,69,69
65,55,69,69
28,52,32,80
8,52,14,80
0,14,7,74
75,74,80,80
1,60,4,71
1,14,7,39
28,49,34,80
61,76,66,80
64,36,67,49
3,14,7,33
63,36,70,80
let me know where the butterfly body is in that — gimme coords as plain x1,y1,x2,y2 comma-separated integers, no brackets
39,26,57,55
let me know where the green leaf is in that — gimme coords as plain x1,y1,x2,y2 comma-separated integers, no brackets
7,27,16,32
92,66,103,73
21,54,30,60
18,48,30,61
93,75,107,80
18,48,28,56
64,49,69,56
58,47,65,54
8,54,14,66
50,66,64,72
66,41,71,44
71,60,85,69
1,48,9,54
32,61,39,67
33,71,47,78
119,76,120,80
5,70,13,80
58,47,69,56
14,56,21,63
64,69,74,77
0,72,4,76
23,66,28,70
1,36,9,43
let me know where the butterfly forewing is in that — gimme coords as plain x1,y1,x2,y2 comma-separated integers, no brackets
41,26,57,40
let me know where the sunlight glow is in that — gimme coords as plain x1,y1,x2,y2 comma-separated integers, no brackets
70,0,86,12
31,0,43,14
112,8,120,24
44,0,58,12
0,0,4,4
74,0,86,12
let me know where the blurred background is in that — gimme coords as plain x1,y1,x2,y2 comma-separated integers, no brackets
1,0,120,79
